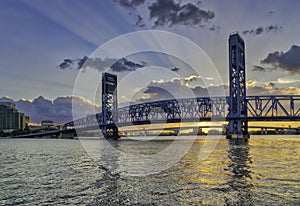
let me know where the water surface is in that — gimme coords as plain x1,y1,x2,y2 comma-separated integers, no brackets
0,136,299,205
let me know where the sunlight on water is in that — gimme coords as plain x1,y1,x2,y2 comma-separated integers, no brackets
0,136,299,205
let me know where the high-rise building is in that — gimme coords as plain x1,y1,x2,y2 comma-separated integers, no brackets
0,102,27,131
0,102,16,109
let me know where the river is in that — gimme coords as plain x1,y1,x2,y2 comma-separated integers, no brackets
0,136,299,205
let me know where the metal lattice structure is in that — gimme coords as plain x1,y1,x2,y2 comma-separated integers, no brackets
246,96,300,120
118,97,227,124
64,95,300,130
101,73,119,138
228,33,248,135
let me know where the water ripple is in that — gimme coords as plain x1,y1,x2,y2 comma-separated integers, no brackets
0,136,299,205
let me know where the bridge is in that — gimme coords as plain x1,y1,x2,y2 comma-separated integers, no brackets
62,33,300,139
64,95,299,133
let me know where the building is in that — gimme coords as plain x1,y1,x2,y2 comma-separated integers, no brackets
0,102,16,109
41,120,55,127
25,116,30,127
0,102,26,131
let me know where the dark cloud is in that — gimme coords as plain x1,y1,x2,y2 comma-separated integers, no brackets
143,85,177,101
260,45,300,74
171,67,180,72
265,25,282,32
77,56,88,69
114,0,145,9
209,25,220,32
132,76,300,103
242,27,264,35
242,30,249,35
255,27,264,35
135,14,145,27
267,82,275,87
148,0,215,28
131,77,226,103
132,75,300,103
242,25,282,36
0,96,99,124
58,58,74,69
59,55,185,73
58,56,88,70
58,57,145,72
252,65,266,72
110,58,144,72
266,10,275,16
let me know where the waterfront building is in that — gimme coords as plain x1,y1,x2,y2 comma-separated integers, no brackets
41,120,55,127
0,102,26,131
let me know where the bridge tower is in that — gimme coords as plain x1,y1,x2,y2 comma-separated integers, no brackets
227,33,249,139
102,72,119,138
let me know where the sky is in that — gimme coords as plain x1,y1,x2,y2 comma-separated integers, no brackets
0,0,300,122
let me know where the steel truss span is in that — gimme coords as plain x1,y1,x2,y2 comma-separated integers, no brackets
64,95,300,129
246,95,300,120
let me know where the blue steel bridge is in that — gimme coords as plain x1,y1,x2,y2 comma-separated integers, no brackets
64,95,300,128
64,33,300,139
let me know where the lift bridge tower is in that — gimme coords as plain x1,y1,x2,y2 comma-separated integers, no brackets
227,33,249,139
102,72,119,138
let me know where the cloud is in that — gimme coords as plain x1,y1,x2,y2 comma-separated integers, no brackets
148,0,215,28
111,58,144,72
242,25,282,36
0,96,99,124
209,25,221,32
171,67,180,72
246,80,257,88
266,10,275,16
131,76,226,103
265,25,282,32
255,27,264,35
114,0,216,29
135,14,145,27
171,75,202,84
59,55,184,73
260,45,300,74
131,76,300,103
59,57,145,72
277,77,300,84
252,65,266,72
246,80,300,95
114,0,145,9
58,56,88,70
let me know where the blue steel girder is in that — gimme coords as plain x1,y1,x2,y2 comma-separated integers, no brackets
246,95,300,118
117,97,228,124
64,95,300,129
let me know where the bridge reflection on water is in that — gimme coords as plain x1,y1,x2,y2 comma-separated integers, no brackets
74,136,299,205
